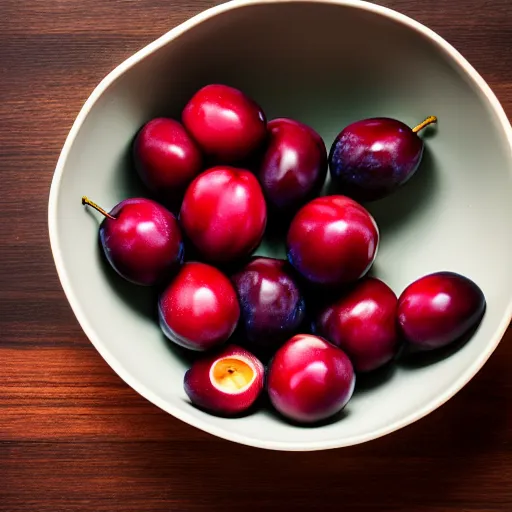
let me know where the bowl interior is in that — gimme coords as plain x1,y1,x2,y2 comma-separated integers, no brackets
51,0,512,449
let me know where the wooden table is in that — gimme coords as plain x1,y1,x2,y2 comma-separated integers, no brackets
1,0,511,510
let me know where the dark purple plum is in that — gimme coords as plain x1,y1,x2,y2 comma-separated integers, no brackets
328,116,437,202
256,118,327,216
315,278,400,372
231,257,305,355
81,196,183,286
397,271,486,351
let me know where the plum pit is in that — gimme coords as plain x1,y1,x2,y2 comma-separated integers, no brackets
211,357,256,393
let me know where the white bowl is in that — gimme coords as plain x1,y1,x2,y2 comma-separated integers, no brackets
48,0,512,451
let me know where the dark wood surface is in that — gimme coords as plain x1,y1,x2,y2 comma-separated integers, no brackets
1,0,511,510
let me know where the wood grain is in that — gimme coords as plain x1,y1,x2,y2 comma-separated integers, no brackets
0,0,511,510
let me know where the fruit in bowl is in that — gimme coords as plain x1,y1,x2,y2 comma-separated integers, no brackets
231,256,306,357
133,118,203,208
256,118,327,216
328,116,437,202
182,84,267,163
179,166,267,263
78,80,490,434
397,271,486,351
81,196,183,286
268,334,355,424
286,195,379,287
184,345,265,416
159,262,240,351
314,277,399,372
50,0,512,451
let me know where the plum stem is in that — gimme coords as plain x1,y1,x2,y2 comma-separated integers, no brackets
412,115,438,133
81,196,116,220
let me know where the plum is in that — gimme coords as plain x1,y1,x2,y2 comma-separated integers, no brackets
315,278,399,372
133,118,203,206
329,116,437,201
81,196,183,286
184,345,264,416
180,166,267,263
182,84,266,163
397,271,486,350
256,118,327,216
286,195,379,287
231,257,306,356
268,334,355,424
159,262,240,351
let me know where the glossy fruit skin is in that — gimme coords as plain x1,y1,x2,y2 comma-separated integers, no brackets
184,345,264,416
99,198,183,286
268,334,355,424
315,278,399,372
182,84,266,163
256,118,327,215
180,166,267,263
133,118,203,205
159,262,240,351
329,117,424,202
231,257,306,354
397,271,486,350
286,195,379,287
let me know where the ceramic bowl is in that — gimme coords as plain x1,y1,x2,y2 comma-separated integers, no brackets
48,0,512,450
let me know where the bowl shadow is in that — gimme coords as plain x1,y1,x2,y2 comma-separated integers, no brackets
363,144,439,236
112,135,150,201
160,333,202,368
83,208,158,323
397,313,486,370
263,401,351,429
95,245,159,322
182,392,268,420
353,361,397,395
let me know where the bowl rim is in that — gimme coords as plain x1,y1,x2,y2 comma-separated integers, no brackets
48,0,512,451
